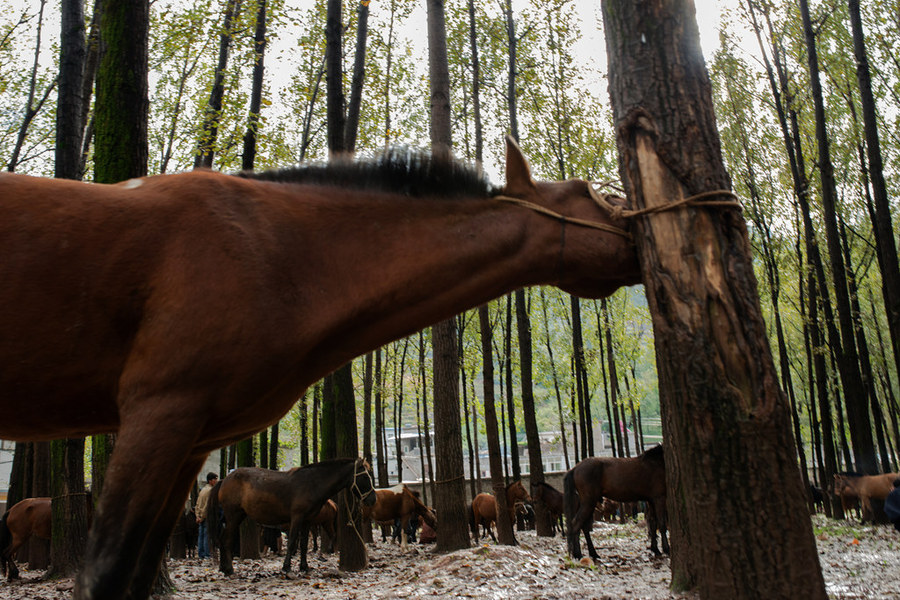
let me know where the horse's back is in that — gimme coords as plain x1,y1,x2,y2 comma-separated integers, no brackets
573,456,665,502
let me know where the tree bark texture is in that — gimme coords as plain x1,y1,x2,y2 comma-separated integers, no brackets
56,0,86,180
333,363,368,571
241,0,267,171
601,1,825,597
479,305,517,546
93,0,148,182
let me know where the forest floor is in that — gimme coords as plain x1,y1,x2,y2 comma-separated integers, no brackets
1,515,898,599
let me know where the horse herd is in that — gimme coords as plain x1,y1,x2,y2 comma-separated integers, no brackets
0,446,672,582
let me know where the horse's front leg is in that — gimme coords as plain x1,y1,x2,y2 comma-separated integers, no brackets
74,422,199,600
125,454,207,600
399,517,409,552
646,501,661,556
298,524,311,572
283,521,301,573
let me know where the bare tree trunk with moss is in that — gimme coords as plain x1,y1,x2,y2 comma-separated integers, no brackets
601,0,826,597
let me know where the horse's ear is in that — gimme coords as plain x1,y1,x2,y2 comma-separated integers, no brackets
504,135,537,196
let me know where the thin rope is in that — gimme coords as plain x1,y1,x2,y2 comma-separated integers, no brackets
432,473,465,486
494,183,742,242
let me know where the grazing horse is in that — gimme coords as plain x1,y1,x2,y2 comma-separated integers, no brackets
470,481,532,542
0,138,639,599
208,458,375,575
531,482,564,536
565,445,668,560
362,485,436,551
834,472,899,522
0,497,51,580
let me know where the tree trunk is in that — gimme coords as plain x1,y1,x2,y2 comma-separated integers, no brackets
375,349,389,487
427,0,469,553
798,0,877,475
344,0,369,153
847,0,900,395
241,0,267,171
516,289,552,536
325,0,345,157
479,305,517,545
48,439,89,579
601,1,826,597
194,0,241,168
503,296,520,482
539,290,570,469
333,363,368,571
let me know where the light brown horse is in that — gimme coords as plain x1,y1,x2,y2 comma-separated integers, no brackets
565,444,667,559
0,138,639,599
470,480,532,542
833,472,899,522
362,484,437,551
0,497,51,580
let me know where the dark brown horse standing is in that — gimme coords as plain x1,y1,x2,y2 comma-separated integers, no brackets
208,458,374,575
0,497,51,580
0,138,639,599
564,444,668,560
470,480,532,542
531,482,564,536
362,484,437,551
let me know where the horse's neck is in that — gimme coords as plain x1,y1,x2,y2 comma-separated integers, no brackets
272,188,556,379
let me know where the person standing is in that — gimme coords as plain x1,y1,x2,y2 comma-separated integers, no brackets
195,472,219,559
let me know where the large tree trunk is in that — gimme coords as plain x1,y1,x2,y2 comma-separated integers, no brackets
427,0,469,553
479,305,517,546
601,1,825,597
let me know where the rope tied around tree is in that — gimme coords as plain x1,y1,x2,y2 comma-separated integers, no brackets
494,181,743,242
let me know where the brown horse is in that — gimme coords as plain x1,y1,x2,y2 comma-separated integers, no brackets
470,480,532,542
0,497,50,580
531,482,564,535
564,445,668,560
834,472,899,522
0,138,639,599
362,484,437,551
208,458,375,575
311,499,337,553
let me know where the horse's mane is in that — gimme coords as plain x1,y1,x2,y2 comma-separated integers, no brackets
641,444,664,461
238,147,499,200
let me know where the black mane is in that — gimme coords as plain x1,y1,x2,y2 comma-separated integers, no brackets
238,147,498,199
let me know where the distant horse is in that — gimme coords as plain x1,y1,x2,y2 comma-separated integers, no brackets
565,445,668,560
208,458,375,575
808,485,824,514
470,481,532,542
0,497,50,580
0,138,639,599
362,484,437,551
834,472,899,522
0,495,93,579
311,499,337,554
168,508,198,559
531,482,564,535
595,498,620,522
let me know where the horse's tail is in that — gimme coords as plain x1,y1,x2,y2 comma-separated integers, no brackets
0,509,11,577
206,480,223,551
563,469,579,554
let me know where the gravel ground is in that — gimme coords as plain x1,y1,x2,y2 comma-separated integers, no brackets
1,515,898,599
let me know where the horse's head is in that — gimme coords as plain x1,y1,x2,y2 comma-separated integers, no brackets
500,136,642,299
508,480,532,504
352,458,377,507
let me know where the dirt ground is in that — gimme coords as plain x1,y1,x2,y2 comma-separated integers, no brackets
1,515,898,599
